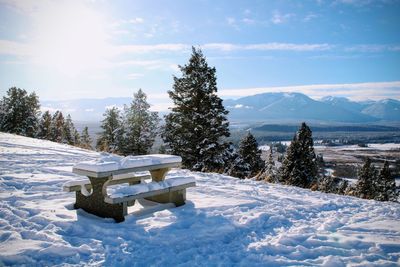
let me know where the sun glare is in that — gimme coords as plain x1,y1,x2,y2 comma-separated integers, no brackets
30,1,110,76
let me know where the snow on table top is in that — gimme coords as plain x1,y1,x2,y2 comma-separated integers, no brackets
1,132,400,266
107,177,195,198
73,153,182,173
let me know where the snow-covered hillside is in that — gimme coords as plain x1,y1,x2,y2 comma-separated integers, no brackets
1,133,400,266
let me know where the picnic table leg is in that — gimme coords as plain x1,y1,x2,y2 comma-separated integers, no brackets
74,176,126,222
147,167,186,206
145,189,186,207
149,167,170,182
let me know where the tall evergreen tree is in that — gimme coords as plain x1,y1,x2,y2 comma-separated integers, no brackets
163,47,230,171
124,89,159,155
63,114,77,145
230,132,264,178
96,107,124,153
354,157,377,199
376,161,397,201
80,126,92,150
37,110,52,140
279,122,317,188
50,111,65,143
73,128,81,146
258,149,278,182
0,87,40,137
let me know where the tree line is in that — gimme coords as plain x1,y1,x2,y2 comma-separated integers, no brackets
256,122,398,202
1,47,397,202
0,87,92,149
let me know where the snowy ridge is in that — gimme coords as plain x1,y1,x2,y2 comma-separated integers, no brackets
0,133,400,266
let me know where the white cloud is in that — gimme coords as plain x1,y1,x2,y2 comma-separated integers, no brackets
129,17,144,24
219,81,400,101
113,43,189,55
242,18,255,25
127,73,144,80
345,44,400,53
271,11,294,25
0,40,31,56
203,42,332,52
226,17,236,25
303,13,319,22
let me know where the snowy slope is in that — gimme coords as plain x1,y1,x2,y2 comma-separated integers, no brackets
1,133,400,266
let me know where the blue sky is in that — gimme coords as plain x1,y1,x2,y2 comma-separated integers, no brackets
0,0,399,110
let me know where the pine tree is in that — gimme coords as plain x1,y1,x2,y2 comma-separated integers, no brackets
124,89,159,155
73,128,81,146
63,114,77,145
318,176,348,195
50,111,65,143
377,161,398,201
231,132,264,178
80,126,92,150
96,107,124,153
37,110,52,140
279,122,317,188
0,87,40,137
258,149,278,182
163,47,230,171
222,143,239,174
354,157,377,199
227,156,251,179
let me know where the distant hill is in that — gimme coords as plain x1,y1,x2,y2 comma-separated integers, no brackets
225,93,400,123
42,93,400,123
361,99,400,121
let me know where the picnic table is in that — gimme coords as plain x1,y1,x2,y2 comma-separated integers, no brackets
63,154,195,222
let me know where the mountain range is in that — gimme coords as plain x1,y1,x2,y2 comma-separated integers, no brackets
42,93,400,123
224,93,400,123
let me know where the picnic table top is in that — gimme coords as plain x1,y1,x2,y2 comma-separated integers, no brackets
72,154,182,178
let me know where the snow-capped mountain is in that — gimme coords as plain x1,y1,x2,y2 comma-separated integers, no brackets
42,93,400,123
361,99,400,121
224,93,381,123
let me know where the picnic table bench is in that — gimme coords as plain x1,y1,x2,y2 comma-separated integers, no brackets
63,154,195,222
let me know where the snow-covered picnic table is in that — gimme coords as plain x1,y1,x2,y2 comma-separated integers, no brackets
64,154,195,222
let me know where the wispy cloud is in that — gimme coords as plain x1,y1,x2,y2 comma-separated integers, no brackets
303,13,319,22
345,44,400,52
203,42,333,52
126,73,144,80
113,43,189,54
271,10,294,25
219,81,400,101
0,40,31,56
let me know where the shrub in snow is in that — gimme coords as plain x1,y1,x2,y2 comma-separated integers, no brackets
318,176,349,195
375,161,398,202
279,122,318,188
226,156,251,179
163,47,230,172
0,87,40,137
257,149,278,182
354,157,377,199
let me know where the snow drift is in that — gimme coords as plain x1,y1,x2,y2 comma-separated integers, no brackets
0,133,399,266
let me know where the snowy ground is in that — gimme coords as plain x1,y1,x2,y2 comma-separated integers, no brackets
1,133,400,266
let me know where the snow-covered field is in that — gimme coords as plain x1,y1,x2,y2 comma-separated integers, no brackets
1,133,400,266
